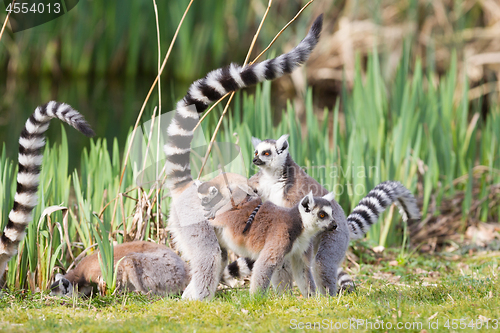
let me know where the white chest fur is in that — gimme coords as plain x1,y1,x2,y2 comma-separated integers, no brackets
258,171,286,207
287,228,317,259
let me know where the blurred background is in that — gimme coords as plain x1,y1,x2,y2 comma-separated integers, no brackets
1,0,498,164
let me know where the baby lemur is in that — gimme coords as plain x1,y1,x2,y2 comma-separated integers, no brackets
196,172,254,219
209,191,337,295
50,241,190,297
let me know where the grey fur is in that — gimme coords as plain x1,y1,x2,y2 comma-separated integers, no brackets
165,16,323,300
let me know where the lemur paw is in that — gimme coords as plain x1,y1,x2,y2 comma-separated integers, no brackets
204,209,216,220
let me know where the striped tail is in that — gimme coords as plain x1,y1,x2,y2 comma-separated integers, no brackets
221,258,355,294
0,101,94,283
242,203,262,234
347,181,421,240
337,267,355,294
221,257,255,287
164,14,323,192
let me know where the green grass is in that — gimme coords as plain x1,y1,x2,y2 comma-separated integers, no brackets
1,252,498,332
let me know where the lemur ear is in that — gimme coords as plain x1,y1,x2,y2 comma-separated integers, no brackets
194,179,202,188
276,134,289,154
300,191,315,213
55,273,64,281
209,186,218,196
251,137,262,148
322,192,335,202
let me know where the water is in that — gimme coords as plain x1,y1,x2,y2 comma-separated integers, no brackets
0,75,189,170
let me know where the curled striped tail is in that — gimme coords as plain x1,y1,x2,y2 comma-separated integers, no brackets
0,101,94,283
347,181,421,240
164,14,324,192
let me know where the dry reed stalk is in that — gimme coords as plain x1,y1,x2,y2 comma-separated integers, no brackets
153,0,163,242
197,0,319,178
118,0,193,186
111,0,194,229
196,0,274,179
0,0,15,43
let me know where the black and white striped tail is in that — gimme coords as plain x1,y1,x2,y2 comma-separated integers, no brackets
347,181,421,240
164,15,323,191
0,101,94,282
243,203,262,234
221,257,255,287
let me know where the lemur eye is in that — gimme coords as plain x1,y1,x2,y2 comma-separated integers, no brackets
318,211,325,219
264,152,269,156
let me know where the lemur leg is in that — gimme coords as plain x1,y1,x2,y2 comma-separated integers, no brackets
175,222,222,300
169,186,222,301
312,223,350,296
250,249,285,294
219,247,228,281
290,247,316,297
270,259,294,294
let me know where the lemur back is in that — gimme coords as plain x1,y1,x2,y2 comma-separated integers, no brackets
165,15,324,300
0,102,94,284
211,191,337,294
50,241,190,296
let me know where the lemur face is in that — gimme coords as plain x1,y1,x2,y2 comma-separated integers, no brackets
251,134,289,170
299,192,337,232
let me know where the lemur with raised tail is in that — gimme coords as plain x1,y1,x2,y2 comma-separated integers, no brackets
50,241,190,297
0,102,94,285
227,134,420,295
164,15,323,300
210,191,337,295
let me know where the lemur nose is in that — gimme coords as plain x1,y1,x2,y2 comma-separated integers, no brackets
253,157,264,165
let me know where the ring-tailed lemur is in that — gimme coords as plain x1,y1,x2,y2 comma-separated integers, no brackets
165,15,323,300
196,170,351,294
0,102,94,285
241,134,420,295
50,241,190,296
210,191,337,295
